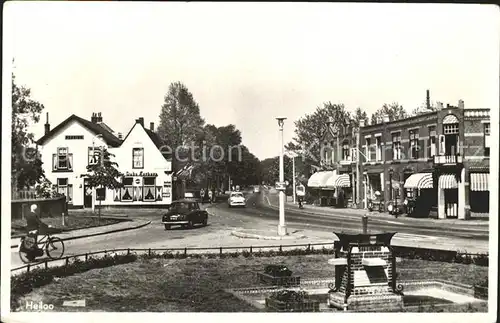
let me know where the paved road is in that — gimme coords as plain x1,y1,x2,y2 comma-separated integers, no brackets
11,189,489,269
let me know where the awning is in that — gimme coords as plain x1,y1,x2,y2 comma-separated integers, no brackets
404,173,433,189
307,171,335,188
439,174,458,189
332,174,351,188
470,173,489,191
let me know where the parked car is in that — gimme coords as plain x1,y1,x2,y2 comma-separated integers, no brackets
228,191,246,208
162,199,208,230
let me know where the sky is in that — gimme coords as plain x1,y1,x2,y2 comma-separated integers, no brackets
4,2,499,160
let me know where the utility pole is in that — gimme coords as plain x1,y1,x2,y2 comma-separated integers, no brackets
292,155,296,204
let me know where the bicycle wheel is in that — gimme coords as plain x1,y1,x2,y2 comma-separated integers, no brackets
46,236,65,260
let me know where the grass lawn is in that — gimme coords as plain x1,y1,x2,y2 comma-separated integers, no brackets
11,215,125,237
14,255,488,312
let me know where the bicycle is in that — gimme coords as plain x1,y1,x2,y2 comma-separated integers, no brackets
18,227,65,263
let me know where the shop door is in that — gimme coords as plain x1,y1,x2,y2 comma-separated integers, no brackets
444,189,458,218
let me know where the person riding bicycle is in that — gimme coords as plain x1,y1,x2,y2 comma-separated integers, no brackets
25,204,49,251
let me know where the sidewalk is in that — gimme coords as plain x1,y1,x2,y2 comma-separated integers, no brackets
264,191,489,226
11,219,151,249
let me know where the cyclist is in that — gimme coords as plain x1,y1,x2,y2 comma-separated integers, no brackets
25,204,49,251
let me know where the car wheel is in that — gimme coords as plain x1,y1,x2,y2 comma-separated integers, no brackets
164,224,170,230
202,218,208,226
188,220,194,229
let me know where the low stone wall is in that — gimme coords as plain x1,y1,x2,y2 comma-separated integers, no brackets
11,196,68,220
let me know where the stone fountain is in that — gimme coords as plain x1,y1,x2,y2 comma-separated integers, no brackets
327,231,404,311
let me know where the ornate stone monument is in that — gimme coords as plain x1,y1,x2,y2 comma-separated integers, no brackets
327,232,404,311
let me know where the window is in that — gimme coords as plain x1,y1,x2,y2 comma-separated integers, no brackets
58,148,68,169
375,136,382,161
121,177,134,201
143,177,156,202
65,135,84,140
132,148,144,169
392,132,402,160
365,138,371,161
53,147,73,171
88,147,100,165
428,126,436,158
342,141,350,160
444,124,459,134
484,123,490,156
409,129,419,159
57,178,72,202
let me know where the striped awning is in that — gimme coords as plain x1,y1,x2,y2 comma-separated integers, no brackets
307,171,335,188
438,174,458,189
470,173,489,191
326,174,351,188
404,173,433,189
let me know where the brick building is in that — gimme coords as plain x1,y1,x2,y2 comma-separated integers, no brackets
312,99,490,220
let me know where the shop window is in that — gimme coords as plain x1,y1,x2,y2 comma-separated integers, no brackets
143,177,156,202
121,177,134,201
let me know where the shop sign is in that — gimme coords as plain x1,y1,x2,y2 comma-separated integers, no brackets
125,171,158,177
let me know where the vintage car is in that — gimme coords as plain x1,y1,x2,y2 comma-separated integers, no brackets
228,191,246,208
162,199,208,230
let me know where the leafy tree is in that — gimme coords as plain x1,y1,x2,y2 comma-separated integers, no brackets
11,73,46,191
157,81,205,149
286,102,351,173
370,102,409,125
80,148,123,221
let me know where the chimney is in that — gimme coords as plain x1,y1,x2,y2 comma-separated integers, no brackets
458,100,464,109
44,112,50,135
91,112,98,123
118,132,123,140
136,117,144,127
436,102,443,110
426,89,431,110
382,114,390,123
150,122,154,131
98,112,102,123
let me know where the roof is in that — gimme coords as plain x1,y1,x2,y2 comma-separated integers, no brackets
36,114,122,147
144,128,164,149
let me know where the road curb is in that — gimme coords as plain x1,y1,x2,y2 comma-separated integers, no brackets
231,230,307,241
10,220,151,249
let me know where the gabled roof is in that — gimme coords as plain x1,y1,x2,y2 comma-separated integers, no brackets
36,114,122,147
120,121,172,162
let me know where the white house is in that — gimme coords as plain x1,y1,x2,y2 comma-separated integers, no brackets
36,113,173,208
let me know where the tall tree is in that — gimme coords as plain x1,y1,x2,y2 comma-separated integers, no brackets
157,82,205,149
12,73,46,191
370,102,409,125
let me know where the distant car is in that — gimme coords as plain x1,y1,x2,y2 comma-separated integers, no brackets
228,191,246,208
162,199,208,230
254,186,260,193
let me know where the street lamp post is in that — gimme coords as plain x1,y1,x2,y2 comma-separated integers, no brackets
276,117,287,236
